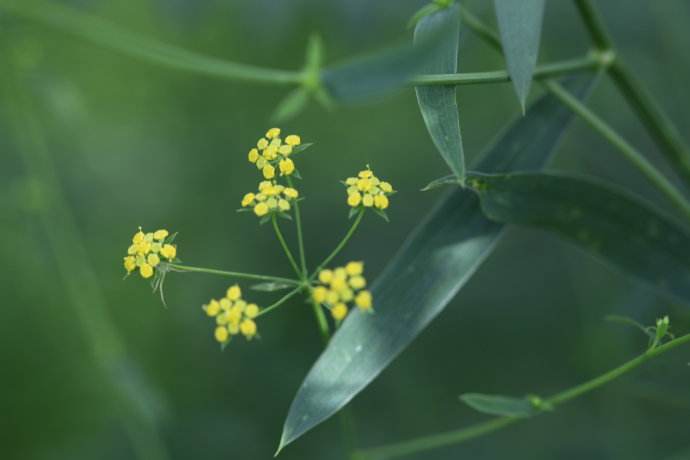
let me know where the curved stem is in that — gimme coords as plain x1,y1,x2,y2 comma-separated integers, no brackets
272,215,303,278
411,55,600,86
574,0,690,190
356,332,690,460
255,286,304,318
309,297,331,343
0,0,302,85
168,263,299,285
287,176,308,276
311,209,365,279
544,80,690,223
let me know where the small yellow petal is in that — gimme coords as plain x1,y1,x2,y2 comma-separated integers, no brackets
139,263,154,279
263,164,276,179
278,199,290,211
266,127,281,139
374,194,389,210
241,193,255,207
226,284,242,300
240,319,257,338
345,261,364,276
285,134,301,146
245,303,260,318
319,269,333,284
257,138,269,149
349,275,366,289
248,148,259,163
123,256,136,273
362,194,374,207
153,229,169,240
284,187,299,199
331,303,348,321
312,286,328,303
215,326,229,343
147,253,160,267
355,290,373,310
254,202,269,216
205,299,221,317
347,192,362,207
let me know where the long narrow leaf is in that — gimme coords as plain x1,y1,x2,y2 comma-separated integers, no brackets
460,393,540,417
494,0,546,111
277,77,596,452
414,3,465,179
467,172,690,304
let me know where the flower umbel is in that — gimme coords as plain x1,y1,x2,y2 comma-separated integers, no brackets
247,127,303,179
202,284,261,346
344,166,394,212
123,227,177,279
312,261,373,323
240,180,300,218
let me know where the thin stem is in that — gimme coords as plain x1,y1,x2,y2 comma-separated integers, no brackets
311,209,365,279
310,297,331,343
356,332,690,460
255,286,304,318
168,263,299,285
544,80,690,222
410,55,600,86
287,176,308,277
0,0,302,85
272,215,303,278
573,0,690,190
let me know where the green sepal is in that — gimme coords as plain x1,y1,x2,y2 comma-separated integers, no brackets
373,208,389,222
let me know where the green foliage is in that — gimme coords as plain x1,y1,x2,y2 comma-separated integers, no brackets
277,77,594,452
467,172,690,304
494,0,546,110
414,3,466,179
460,393,549,417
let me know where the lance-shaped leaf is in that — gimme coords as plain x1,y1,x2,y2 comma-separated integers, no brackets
276,77,595,453
494,0,545,111
414,3,465,179
321,16,456,104
467,172,690,304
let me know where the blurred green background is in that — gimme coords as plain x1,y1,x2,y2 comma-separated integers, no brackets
2,1,689,459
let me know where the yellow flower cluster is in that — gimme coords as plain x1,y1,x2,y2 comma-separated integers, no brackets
123,228,177,279
344,168,394,210
312,261,373,322
240,180,300,217
248,127,302,179
202,284,260,345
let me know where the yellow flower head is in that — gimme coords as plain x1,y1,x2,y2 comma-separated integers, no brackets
123,227,177,279
240,180,300,219
247,128,303,177
343,166,394,212
312,261,373,323
202,284,262,345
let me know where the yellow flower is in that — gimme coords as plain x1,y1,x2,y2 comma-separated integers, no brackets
262,164,276,179
266,127,281,139
331,303,348,321
257,138,269,149
355,290,372,310
319,269,333,284
226,284,242,301
344,167,393,211
242,193,255,207
160,244,176,260
240,319,257,338
279,158,295,176
278,199,291,211
248,148,259,163
132,230,145,244
349,275,366,289
205,299,221,317
123,256,136,273
285,134,301,146
284,187,299,199
312,286,328,303
245,303,260,318
139,263,154,279
153,229,169,240
147,253,160,267
346,261,363,276
215,326,229,343
254,202,269,216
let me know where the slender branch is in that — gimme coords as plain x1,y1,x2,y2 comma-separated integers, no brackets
272,215,303,278
573,0,690,189
287,176,308,277
309,297,331,343
168,263,299,285
255,286,304,318
458,5,690,224
0,0,302,85
411,55,600,86
544,80,690,222
356,332,690,460
311,209,365,279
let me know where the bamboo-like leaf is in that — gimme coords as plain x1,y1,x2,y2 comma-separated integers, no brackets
321,18,455,104
460,393,540,417
494,0,545,111
276,77,596,453
414,3,465,179
467,172,690,304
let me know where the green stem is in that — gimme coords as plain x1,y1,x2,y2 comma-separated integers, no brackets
168,263,299,285
272,215,303,278
0,0,302,85
287,176,308,277
311,209,365,280
411,55,601,86
544,80,690,222
458,5,690,223
356,332,690,460
310,297,331,343
255,286,304,318
573,0,690,190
